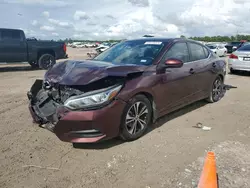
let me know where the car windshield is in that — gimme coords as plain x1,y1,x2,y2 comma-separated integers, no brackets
237,44,250,51
94,40,166,66
230,42,241,46
207,45,216,49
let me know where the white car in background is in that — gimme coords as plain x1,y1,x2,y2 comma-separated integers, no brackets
206,44,227,57
228,44,250,73
95,46,110,53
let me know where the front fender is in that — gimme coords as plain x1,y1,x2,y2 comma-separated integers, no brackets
117,75,160,122
117,74,159,102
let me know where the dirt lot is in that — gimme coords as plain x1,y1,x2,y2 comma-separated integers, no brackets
0,48,250,188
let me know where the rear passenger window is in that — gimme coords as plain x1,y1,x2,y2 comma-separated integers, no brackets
189,42,207,61
0,30,21,40
164,42,189,63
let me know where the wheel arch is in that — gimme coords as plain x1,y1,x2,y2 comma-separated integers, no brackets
37,49,56,60
129,91,158,123
214,59,226,82
218,73,224,82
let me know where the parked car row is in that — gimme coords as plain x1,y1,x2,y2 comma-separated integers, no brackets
206,44,227,57
205,39,250,74
86,42,119,58
67,41,118,49
204,40,248,54
68,42,99,48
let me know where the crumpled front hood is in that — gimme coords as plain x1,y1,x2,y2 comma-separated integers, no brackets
44,60,147,85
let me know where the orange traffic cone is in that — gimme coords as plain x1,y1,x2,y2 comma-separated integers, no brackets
198,151,218,188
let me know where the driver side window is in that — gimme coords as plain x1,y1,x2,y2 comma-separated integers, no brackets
163,42,190,63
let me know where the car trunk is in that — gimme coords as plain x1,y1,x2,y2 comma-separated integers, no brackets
233,50,250,62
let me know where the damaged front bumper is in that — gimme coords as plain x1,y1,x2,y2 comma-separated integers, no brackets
27,79,126,143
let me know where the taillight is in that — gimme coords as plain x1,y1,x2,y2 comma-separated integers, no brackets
63,43,67,52
229,54,238,59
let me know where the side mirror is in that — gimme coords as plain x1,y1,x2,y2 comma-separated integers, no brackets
164,58,184,68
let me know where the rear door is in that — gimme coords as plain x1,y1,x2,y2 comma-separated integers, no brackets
156,41,199,114
0,29,27,62
187,41,211,98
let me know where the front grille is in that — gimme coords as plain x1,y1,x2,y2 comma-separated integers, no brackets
69,130,103,138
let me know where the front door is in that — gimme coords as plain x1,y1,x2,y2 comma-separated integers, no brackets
154,42,198,115
0,29,27,62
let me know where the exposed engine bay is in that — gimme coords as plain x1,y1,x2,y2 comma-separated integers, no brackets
27,76,125,126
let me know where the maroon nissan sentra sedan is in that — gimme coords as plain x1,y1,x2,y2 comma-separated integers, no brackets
27,38,226,143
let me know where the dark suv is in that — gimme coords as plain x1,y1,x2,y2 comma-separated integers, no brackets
27,38,226,143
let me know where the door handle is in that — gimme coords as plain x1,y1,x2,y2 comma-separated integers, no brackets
212,63,216,68
189,68,195,74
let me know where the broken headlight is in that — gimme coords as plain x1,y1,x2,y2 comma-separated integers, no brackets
64,85,122,110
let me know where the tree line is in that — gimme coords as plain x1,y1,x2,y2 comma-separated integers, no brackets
181,35,250,42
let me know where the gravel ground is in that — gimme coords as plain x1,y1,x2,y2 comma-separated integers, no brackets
0,48,250,188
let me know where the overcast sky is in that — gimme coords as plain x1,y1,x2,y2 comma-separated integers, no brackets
0,0,248,40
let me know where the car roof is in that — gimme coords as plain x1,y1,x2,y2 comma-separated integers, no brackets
127,37,175,42
0,28,23,32
125,37,201,44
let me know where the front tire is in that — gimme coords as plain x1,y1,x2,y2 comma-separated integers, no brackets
38,54,56,70
119,95,152,141
206,76,224,103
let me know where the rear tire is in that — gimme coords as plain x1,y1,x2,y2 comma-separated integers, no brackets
230,68,237,74
38,54,56,70
206,76,224,103
119,95,152,141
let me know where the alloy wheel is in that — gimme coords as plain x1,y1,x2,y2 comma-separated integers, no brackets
39,54,56,70
43,56,53,69
125,102,149,135
212,78,223,101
